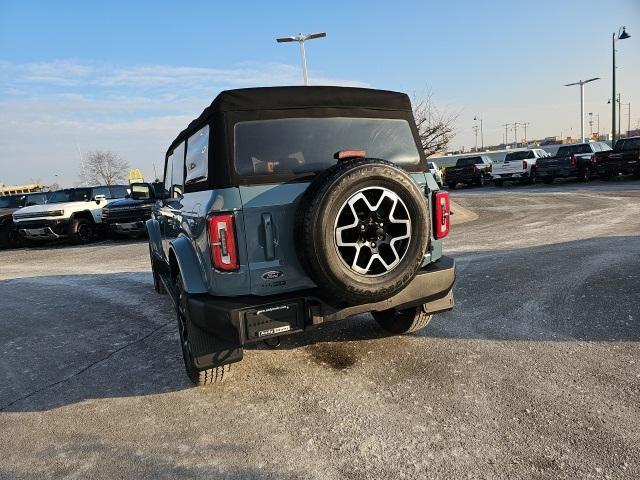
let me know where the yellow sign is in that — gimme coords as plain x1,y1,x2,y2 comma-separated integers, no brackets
129,169,144,184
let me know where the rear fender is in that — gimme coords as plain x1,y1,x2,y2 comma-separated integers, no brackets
169,235,208,294
146,218,163,260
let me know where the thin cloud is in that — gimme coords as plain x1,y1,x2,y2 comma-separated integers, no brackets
0,59,369,185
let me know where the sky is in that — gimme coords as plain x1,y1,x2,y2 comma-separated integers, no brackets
1,0,639,186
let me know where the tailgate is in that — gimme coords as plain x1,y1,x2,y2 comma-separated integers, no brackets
494,162,522,175
239,183,316,296
538,157,569,169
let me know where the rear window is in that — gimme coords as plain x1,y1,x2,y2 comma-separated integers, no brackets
504,151,535,161
616,138,640,150
234,117,420,176
557,144,593,156
456,157,481,167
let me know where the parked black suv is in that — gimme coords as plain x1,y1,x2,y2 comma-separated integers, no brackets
147,86,456,385
102,182,163,237
0,192,48,248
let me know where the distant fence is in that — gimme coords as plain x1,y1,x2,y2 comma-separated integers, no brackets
429,144,565,167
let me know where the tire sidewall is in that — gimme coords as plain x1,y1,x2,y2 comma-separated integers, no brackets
70,217,94,244
302,161,429,302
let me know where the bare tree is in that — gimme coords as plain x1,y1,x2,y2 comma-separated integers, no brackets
412,92,458,158
80,150,130,185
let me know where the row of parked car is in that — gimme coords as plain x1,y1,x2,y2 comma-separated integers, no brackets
442,136,640,189
0,182,162,248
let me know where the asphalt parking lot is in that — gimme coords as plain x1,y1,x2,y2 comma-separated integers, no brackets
1,180,639,479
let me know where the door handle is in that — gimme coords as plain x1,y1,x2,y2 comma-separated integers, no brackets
262,213,275,260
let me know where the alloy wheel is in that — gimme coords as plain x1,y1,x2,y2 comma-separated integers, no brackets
334,187,411,276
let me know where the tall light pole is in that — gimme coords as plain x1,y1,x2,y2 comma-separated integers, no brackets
608,94,621,138
502,123,510,147
612,26,631,142
564,77,599,142
276,32,326,86
520,122,530,145
621,102,631,137
472,125,479,151
473,116,484,150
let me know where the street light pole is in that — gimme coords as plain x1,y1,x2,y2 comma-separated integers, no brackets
564,77,599,143
521,122,530,145
473,116,484,151
502,123,509,147
276,32,327,86
612,26,631,142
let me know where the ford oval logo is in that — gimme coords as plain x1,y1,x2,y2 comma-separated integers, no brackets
261,270,284,280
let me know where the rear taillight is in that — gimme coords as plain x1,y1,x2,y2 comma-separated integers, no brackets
208,213,238,271
570,155,577,166
433,191,450,239
522,160,528,170
473,165,478,174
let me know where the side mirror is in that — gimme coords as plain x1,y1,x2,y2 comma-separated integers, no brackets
94,194,107,204
130,182,154,200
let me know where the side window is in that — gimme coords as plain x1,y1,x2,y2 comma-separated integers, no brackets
171,142,185,198
110,186,129,198
92,186,111,199
164,153,173,196
185,125,209,185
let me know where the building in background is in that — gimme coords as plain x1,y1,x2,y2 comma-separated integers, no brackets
0,183,47,196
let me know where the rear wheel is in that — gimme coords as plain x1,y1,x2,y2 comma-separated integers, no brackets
373,305,433,334
176,274,231,385
0,227,13,249
148,243,166,294
528,169,537,184
68,217,95,244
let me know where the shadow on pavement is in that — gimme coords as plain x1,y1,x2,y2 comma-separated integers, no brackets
0,235,638,412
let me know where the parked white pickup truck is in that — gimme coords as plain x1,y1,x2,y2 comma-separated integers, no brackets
491,149,550,186
12,185,129,244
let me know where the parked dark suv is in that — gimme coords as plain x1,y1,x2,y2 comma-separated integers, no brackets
147,87,456,385
102,182,163,236
0,192,48,248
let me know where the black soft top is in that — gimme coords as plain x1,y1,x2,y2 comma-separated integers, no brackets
167,86,413,154
166,86,423,188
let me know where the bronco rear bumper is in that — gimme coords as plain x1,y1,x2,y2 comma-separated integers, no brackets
164,256,456,370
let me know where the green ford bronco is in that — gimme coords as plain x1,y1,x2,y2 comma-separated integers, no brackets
147,86,455,385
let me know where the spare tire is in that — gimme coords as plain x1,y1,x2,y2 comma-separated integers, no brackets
296,158,430,305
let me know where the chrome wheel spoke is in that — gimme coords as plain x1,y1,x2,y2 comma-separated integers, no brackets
334,187,412,276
